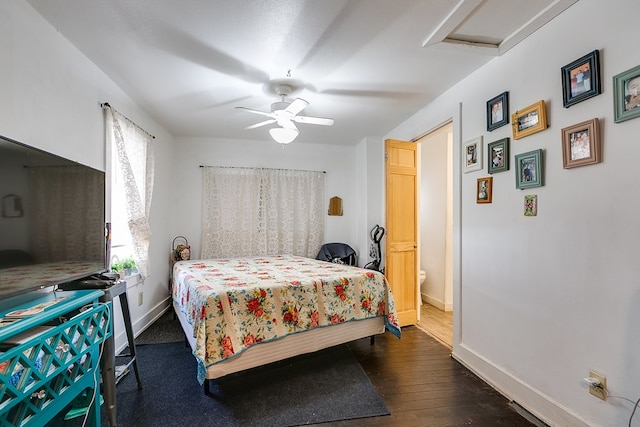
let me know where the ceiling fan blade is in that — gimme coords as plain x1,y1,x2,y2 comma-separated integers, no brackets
292,115,335,126
285,98,309,116
235,106,274,118
245,119,276,129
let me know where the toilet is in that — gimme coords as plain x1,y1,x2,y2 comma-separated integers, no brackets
419,270,427,303
419,270,426,285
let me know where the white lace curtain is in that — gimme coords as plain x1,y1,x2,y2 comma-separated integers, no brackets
28,166,105,262
104,105,155,278
201,167,324,259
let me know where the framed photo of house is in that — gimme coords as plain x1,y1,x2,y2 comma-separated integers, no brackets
486,91,509,131
561,50,601,108
514,149,543,190
511,100,547,140
561,118,601,168
613,64,640,123
487,138,509,174
463,136,483,173
476,177,493,203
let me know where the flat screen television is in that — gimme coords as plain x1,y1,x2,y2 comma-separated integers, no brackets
0,135,107,300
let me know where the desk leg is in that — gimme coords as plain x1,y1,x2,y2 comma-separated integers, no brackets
119,292,142,388
101,328,117,426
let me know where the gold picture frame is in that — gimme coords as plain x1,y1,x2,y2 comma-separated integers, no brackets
561,118,601,168
476,177,493,204
511,100,547,140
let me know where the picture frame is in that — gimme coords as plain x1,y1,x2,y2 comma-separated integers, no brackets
524,194,538,216
561,118,601,168
613,64,640,123
476,177,493,204
514,149,543,190
561,50,601,108
486,91,509,131
511,100,547,140
463,136,483,173
487,138,509,174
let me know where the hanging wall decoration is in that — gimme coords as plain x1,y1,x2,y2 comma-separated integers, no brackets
512,101,547,140
561,50,601,108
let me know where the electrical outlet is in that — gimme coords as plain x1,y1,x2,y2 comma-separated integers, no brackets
138,291,143,306
589,370,607,400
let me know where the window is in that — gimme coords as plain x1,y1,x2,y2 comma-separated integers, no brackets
109,158,135,273
201,166,323,259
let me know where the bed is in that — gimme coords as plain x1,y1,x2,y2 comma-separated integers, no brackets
171,254,401,385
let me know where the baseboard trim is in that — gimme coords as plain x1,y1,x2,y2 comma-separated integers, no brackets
113,296,172,353
452,343,592,427
421,294,444,310
421,294,453,312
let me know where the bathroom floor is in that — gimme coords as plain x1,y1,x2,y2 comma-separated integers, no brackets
418,303,453,348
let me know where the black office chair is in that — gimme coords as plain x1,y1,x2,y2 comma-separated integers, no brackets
315,243,357,266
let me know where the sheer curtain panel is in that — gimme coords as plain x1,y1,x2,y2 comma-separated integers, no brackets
104,105,155,278
201,167,324,259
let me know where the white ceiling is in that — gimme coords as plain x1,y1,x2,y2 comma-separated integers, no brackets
26,0,577,145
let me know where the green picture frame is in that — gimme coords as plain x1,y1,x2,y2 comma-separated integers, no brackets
613,64,640,123
487,138,509,174
515,149,543,190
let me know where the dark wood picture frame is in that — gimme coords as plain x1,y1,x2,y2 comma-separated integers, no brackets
512,100,547,140
515,149,543,190
613,64,640,123
476,177,493,204
561,118,601,168
561,50,601,108
487,138,509,174
486,91,509,131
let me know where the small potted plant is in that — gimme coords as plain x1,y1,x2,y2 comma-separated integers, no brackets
110,260,123,274
121,257,137,276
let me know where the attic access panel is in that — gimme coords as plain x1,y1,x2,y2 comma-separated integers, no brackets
423,0,578,56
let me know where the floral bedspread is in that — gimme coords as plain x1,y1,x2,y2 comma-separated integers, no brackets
172,255,401,383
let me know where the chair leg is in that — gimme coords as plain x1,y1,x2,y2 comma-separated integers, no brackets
370,335,375,345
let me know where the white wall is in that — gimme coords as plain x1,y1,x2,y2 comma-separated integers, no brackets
419,124,451,309
170,137,363,262
388,0,640,425
0,2,175,350
362,137,386,268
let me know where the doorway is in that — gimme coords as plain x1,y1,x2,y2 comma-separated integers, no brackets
416,122,453,348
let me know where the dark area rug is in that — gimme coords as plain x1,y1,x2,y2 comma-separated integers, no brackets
53,341,389,427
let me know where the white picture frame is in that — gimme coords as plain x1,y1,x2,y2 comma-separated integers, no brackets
463,136,483,173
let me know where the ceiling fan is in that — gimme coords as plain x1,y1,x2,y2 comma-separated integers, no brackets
236,84,334,144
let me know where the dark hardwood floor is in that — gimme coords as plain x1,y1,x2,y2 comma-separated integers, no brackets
324,326,536,427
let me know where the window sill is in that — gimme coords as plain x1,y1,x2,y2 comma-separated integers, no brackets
120,272,142,287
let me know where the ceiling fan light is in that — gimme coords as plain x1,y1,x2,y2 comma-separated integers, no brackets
269,127,299,144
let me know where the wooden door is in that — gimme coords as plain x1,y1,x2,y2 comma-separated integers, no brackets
385,139,418,326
